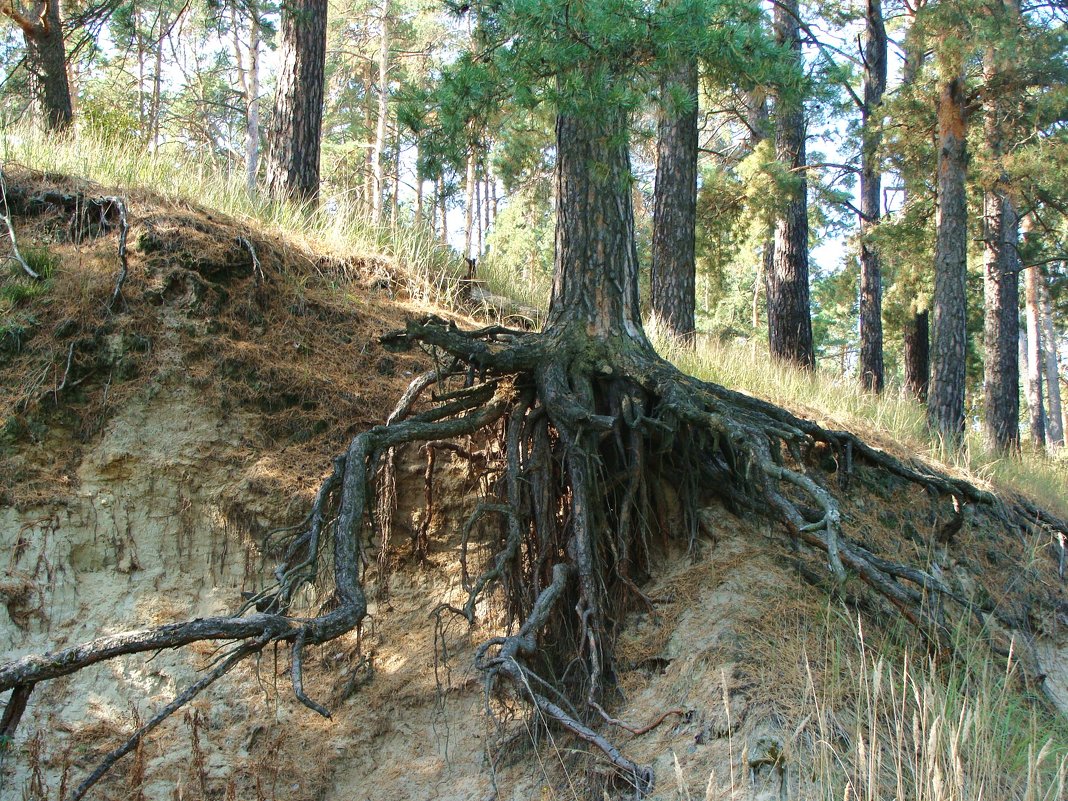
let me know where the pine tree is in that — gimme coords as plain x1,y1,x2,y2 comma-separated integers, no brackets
858,0,887,391
266,0,329,202
651,58,699,343
767,0,814,368
2,0,73,130
927,38,969,440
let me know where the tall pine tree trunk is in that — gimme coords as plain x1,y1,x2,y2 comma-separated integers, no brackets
1039,274,1064,447
650,59,698,343
265,0,328,202
980,0,1021,452
927,54,969,440
1024,265,1046,448
859,0,887,391
547,100,645,344
768,0,814,368
5,0,73,130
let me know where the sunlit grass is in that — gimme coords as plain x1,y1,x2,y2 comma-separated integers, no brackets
651,324,1068,520
796,609,1068,801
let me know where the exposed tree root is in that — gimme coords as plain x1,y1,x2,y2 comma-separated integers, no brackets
1,315,1064,798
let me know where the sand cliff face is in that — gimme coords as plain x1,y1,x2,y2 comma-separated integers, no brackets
0,378,794,801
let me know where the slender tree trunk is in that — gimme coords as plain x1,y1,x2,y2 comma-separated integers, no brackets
489,173,497,229
391,126,400,223
904,310,930,402
744,88,772,331
415,147,424,223
7,0,74,130
371,0,390,224
768,0,814,368
483,168,492,249
464,147,477,259
650,58,698,343
362,63,374,216
859,0,887,391
901,7,929,402
927,53,969,440
265,0,328,203
475,165,483,255
439,176,448,245
148,12,166,152
1039,273,1064,447
1024,265,1046,448
231,0,261,195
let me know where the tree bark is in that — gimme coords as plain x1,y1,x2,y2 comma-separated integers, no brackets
768,0,814,368
464,147,476,259
546,98,645,344
1039,273,1064,447
904,310,930,402
980,0,1022,452
1024,264,1046,448
371,0,390,224
927,55,969,441
265,0,328,203
5,0,73,130
651,58,698,343
859,0,887,391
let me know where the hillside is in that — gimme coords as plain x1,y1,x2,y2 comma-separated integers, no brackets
2,169,1068,801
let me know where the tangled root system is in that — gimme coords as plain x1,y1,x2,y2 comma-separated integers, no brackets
3,316,1066,799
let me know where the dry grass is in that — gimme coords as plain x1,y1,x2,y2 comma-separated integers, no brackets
0,164,432,507
0,123,467,310
796,611,1068,801
651,325,1068,521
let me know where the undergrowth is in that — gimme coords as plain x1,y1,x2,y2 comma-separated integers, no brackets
797,609,1068,801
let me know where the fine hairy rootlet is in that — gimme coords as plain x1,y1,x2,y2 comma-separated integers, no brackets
3,106,1068,801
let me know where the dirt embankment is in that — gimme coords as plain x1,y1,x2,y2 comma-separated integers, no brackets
2,170,1067,801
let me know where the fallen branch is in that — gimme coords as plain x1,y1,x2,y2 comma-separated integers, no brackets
0,167,38,279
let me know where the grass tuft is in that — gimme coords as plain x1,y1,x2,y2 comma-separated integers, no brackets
797,610,1068,801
